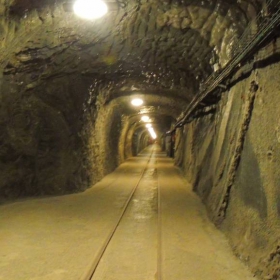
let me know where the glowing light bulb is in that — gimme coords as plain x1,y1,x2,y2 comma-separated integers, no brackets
73,0,108,20
148,127,157,139
131,98,143,107
141,116,150,122
146,124,152,128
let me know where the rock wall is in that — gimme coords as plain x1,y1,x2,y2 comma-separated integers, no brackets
0,74,125,200
0,74,90,198
86,92,123,181
0,0,264,201
176,38,280,279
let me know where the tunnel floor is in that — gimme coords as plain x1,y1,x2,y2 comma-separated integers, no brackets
0,145,255,280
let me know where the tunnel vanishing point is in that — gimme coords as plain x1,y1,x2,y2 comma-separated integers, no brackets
0,0,280,279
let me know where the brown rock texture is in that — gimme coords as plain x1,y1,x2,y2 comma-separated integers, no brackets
177,38,280,279
1,0,279,279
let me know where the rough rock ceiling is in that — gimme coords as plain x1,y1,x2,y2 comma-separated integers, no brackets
1,0,262,101
0,0,264,198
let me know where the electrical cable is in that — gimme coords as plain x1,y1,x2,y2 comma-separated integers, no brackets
168,1,280,133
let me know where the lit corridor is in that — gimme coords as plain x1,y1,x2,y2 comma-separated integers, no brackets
0,146,255,280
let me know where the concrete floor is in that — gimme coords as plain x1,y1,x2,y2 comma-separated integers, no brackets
0,146,255,280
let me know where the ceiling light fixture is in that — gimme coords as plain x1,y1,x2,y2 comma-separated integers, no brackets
141,116,150,122
73,0,108,20
131,98,143,107
148,127,157,139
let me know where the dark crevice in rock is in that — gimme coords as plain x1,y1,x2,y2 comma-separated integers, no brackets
214,81,258,226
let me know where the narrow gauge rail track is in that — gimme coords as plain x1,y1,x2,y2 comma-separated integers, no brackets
79,147,162,280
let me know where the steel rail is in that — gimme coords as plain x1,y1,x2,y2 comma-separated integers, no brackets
79,147,155,280
156,159,162,280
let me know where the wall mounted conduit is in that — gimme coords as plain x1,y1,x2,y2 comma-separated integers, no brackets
168,1,280,134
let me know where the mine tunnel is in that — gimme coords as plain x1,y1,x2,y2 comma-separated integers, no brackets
0,0,280,279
